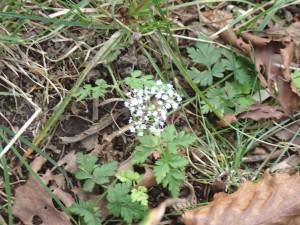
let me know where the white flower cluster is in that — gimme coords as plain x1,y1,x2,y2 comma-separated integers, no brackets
124,80,182,136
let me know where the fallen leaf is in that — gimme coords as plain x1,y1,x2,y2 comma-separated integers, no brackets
183,171,300,225
13,156,72,225
57,150,77,175
237,103,286,121
138,168,156,188
271,155,300,173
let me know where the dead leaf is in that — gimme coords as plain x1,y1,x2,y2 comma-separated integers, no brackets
274,124,300,141
57,150,77,174
138,168,156,188
13,156,72,225
271,155,300,173
237,103,286,121
183,171,300,225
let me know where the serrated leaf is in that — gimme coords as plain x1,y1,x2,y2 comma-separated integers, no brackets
291,70,300,94
107,183,147,223
92,79,108,98
131,187,148,206
115,170,142,184
76,153,98,179
93,161,118,185
138,135,160,148
164,168,186,197
161,125,176,142
211,61,225,78
125,70,155,89
166,143,178,154
69,200,101,225
74,85,93,101
168,154,189,168
188,43,221,67
154,159,170,184
172,131,196,147
188,67,213,86
83,178,96,192
75,170,91,180
131,146,155,164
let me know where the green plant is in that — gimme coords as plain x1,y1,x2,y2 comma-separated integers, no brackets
75,153,118,192
187,40,257,115
73,79,109,102
106,183,148,224
69,200,101,225
131,125,196,197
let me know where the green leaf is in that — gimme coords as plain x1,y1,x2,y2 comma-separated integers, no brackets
131,135,160,164
131,186,148,206
92,79,108,98
163,168,186,197
291,70,300,93
154,159,170,184
201,88,235,115
107,183,147,223
211,61,225,78
76,153,98,178
69,200,101,225
74,84,93,101
138,135,160,148
187,43,221,67
74,79,108,101
125,70,155,89
161,125,176,142
167,154,189,169
83,179,96,192
187,67,213,86
131,146,155,164
93,161,118,185
115,170,142,184
172,131,196,148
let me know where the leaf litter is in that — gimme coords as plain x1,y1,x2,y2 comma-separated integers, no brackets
3,2,300,225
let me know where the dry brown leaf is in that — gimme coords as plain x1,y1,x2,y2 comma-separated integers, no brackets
237,103,286,121
57,150,77,174
270,155,300,173
13,156,72,225
183,171,300,225
138,168,156,188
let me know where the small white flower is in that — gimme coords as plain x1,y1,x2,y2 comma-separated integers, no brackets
162,95,168,100
138,132,144,136
167,84,173,88
136,110,143,116
130,127,136,133
161,109,167,117
166,103,171,109
157,100,163,105
144,116,149,121
172,102,179,109
152,111,158,117
167,89,174,96
156,92,162,99
156,80,163,85
177,96,182,102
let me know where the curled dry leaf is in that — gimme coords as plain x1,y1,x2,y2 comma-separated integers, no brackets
13,156,72,225
217,104,285,126
183,171,300,225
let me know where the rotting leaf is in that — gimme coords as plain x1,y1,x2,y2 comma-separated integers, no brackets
183,171,300,225
13,156,72,225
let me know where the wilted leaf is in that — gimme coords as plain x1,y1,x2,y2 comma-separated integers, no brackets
13,156,72,225
183,171,300,225
237,103,286,121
